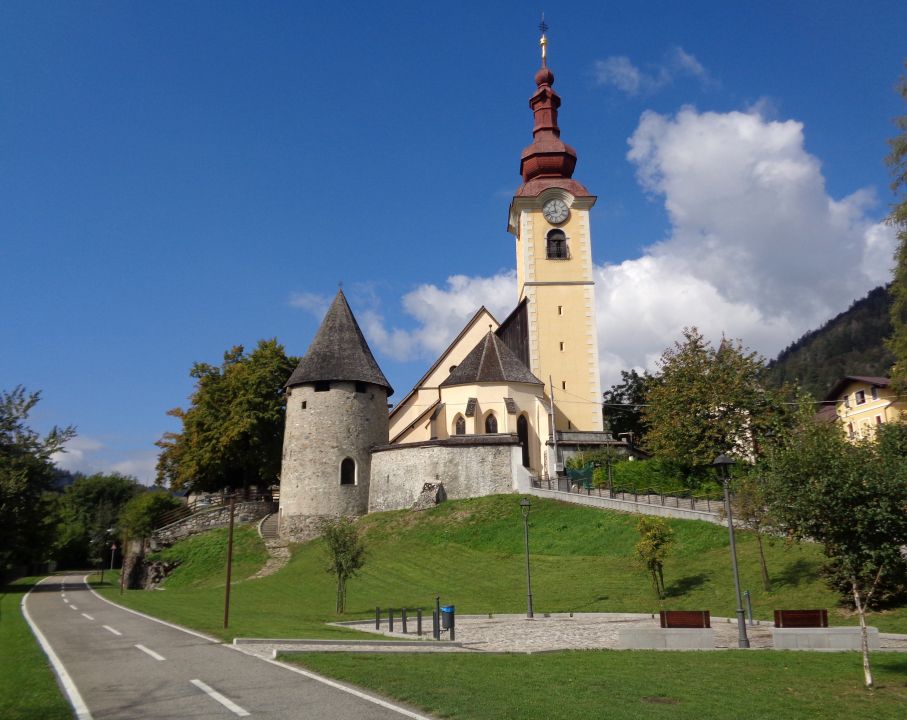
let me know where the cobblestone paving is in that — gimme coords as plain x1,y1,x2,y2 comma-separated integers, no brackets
235,613,907,657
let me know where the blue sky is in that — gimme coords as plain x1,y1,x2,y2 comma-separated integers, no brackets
2,2,904,483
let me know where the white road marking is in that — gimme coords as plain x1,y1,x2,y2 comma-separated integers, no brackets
22,580,94,720
70,605,79,610
63,598,69,604
135,644,165,661
83,575,220,642
84,575,432,720
102,625,122,636
190,679,250,717
81,613,95,621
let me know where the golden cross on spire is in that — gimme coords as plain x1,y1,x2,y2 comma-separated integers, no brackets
539,13,548,67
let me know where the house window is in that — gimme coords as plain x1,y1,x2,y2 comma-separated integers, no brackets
855,390,866,405
314,381,330,393
562,380,566,390
546,230,567,259
557,306,564,315
485,414,498,434
871,387,879,400
559,342,565,351
340,458,356,485
454,416,466,435
355,381,367,393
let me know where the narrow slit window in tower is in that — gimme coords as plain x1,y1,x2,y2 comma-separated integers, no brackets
314,381,330,393
340,458,356,485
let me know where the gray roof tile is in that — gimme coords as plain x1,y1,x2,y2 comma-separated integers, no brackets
286,289,393,394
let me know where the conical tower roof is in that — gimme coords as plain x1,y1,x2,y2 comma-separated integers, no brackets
286,289,393,395
441,332,542,387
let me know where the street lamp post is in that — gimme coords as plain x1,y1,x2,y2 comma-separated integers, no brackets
519,498,534,619
712,454,749,649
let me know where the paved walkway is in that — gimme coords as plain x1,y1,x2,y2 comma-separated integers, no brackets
236,613,907,656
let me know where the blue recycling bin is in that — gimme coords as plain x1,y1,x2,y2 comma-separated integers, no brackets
441,605,455,630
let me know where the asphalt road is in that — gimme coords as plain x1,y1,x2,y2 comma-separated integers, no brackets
23,574,432,720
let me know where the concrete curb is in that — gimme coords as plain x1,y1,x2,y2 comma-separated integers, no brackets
233,637,462,647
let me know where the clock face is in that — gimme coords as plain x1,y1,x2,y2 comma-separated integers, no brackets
542,198,569,224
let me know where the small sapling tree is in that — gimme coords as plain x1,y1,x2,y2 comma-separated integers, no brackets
634,516,674,601
729,472,772,591
320,516,366,614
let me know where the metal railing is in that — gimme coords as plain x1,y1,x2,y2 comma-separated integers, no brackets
154,490,273,529
531,477,723,514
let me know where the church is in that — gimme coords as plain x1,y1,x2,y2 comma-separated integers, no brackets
277,32,622,539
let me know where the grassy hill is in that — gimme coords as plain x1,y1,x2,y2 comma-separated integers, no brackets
95,495,907,638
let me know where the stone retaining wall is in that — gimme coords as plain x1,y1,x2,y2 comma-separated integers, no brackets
152,501,273,546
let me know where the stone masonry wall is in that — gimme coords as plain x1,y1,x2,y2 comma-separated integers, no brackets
279,381,389,536
151,501,272,547
369,440,520,513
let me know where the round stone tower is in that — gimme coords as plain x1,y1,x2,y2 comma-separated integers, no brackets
279,289,392,540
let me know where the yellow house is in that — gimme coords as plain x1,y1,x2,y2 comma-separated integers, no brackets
824,376,904,441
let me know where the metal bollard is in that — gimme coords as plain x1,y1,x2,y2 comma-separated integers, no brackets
376,607,381,630
435,596,441,640
389,608,394,633
432,610,439,640
402,608,408,634
449,608,455,642
417,608,423,636
744,590,755,626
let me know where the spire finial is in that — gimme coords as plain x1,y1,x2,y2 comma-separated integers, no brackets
539,13,549,67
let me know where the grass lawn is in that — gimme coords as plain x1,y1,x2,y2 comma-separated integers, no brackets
94,495,907,641
0,577,75,720
284,650,907,720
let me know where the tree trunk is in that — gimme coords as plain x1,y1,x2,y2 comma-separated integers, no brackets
851,579,874,689
650,568,661,601
657,564,666,599
755,531,771,591
336,576,345,614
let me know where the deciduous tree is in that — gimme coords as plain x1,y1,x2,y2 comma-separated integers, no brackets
634,516,673,601
643,328,790,472
761,410,907,689
320,517,366,614
0,386,75,571
602,369,651,442
155,339,298,493
886,63,907,390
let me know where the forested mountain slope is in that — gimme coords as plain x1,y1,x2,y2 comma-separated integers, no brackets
765,285,893,398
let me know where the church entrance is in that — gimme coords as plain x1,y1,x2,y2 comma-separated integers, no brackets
517,415,530,468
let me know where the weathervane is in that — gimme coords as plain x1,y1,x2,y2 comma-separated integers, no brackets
539,13,549,67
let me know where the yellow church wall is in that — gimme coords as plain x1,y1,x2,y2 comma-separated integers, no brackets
387,309,499,444
438,381,549,474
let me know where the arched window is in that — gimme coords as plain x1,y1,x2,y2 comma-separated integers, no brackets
340,458,356,485
546,229,567,259
517,415,530,468
485,414,498,434
454,415,466,435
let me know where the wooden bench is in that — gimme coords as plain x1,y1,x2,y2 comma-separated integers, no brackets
660,610,710,629
773,609,828,628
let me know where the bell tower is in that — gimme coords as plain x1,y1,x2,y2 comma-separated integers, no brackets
507,27,603,433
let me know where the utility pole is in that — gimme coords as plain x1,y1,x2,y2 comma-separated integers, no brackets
223,494,236,629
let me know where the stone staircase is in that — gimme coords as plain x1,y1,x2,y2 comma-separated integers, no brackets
251,513,291,579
